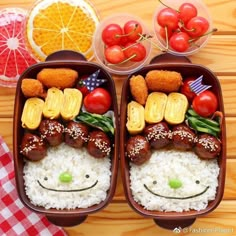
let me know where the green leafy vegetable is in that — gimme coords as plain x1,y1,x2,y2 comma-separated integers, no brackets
186,108,221,137
75,111,114,136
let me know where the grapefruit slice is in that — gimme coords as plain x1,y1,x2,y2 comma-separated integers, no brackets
26,0,99,61
0,8,37,88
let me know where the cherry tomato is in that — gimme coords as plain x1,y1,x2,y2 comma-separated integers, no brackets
180,77,196,102
84,88,112,114
192,90,218,117
179,3,197,24
104,45,125,64
76,75,90,97
169,32,190,52
123,20,142,42
159,26,173,40
186,16,209,37
102,23,123,46
123,42,146,62
157,8,179,30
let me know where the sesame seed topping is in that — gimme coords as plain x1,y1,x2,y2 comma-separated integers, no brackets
198,137,218,152
127,138,146,158
64,126,88,142
146,125,169,142
172,130,195,141
90,138,111,156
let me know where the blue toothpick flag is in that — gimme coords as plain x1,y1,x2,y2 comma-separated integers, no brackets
189,75,212,95
82,69,107,91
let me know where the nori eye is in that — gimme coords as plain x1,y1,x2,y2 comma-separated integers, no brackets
196,180,200,184
44,177,48,181
85,174,90,178
153,180,157,185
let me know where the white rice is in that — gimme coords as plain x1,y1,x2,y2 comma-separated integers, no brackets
23,143,111,210
130,149,219,212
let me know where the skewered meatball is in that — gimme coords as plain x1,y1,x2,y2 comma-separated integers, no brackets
87,131,111,158
195,134,221,159
39,119,64,146
172,124,196,150
143,122,170,149
64,121,89,148
126,135,151,165
20,133,47,161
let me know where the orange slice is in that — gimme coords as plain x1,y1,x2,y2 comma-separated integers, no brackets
26,0,99,61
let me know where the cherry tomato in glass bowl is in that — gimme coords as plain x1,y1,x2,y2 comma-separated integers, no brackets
84,88,112,114
192,90,218,117
180,77,196,102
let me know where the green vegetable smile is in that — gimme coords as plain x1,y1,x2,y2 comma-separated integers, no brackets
37,180,98,192
144,184,209,200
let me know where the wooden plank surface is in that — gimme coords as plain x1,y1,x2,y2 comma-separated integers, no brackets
0,0,236,235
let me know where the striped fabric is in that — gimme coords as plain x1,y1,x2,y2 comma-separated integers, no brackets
189,75,212,95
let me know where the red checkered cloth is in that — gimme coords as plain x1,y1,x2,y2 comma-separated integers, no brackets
0,136,67,236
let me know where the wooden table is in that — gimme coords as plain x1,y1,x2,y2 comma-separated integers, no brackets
1,0,236,235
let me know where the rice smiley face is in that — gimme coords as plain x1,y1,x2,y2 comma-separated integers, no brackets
23,143,111,210
37,172,98,193
130,149,219,212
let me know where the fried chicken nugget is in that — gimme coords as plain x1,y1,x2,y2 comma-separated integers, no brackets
129,75,148,105
37,68,78,89
21,79,45,98
145,70,183,93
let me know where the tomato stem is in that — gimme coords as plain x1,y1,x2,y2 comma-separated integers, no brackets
164,26,169,51
138,33,166,52
158,0,179,13
115,24,138,38
188,28,218,43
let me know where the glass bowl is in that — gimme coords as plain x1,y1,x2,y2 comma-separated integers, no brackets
93,13,152,75
153,0,213,56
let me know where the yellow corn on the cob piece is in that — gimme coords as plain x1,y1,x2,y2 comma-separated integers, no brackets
43,87,63,119
164,92,188,125
126,101,145,135
144,92,167,124
61,88,82,120
21,97,44,130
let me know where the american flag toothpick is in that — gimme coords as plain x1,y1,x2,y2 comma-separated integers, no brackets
189,75,212,95
82,69,107,91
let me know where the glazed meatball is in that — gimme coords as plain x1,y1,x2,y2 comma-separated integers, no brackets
126,135,151,165
20,133,47,161
172,124,196,150
143,122,170,149
195,134,221,159
64,121,89,148
87,131,111,158
39,119,64,146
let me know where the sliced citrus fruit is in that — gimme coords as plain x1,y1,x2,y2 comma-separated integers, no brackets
26,0,99,61
0,8,37,87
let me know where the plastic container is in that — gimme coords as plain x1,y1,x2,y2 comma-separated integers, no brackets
93,13,152,75
0,8,37,87
13,50,119,227
153,0,213,56
120,53,226,230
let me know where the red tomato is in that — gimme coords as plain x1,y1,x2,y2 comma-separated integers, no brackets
180,77,196,102
192,90,218,117
84,88,112,114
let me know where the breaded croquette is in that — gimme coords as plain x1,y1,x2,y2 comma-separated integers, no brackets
145,70,183,93
21,78,45,98
129,75,148,105
37,68,78,89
